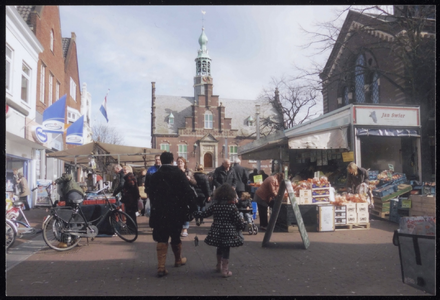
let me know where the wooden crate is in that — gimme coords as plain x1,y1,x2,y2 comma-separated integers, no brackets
370,209,389,219
335,223,370,231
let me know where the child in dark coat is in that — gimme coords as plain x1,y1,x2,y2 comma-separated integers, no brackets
193,183,246,278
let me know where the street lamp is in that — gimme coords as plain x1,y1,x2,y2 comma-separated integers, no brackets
193,143,198,157
256,104,261,171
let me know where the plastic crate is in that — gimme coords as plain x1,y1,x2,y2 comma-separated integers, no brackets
373,184,398,197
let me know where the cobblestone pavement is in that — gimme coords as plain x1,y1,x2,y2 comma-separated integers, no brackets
6,207,430,296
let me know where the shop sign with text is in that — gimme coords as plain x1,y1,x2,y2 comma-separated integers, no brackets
354,106,419,127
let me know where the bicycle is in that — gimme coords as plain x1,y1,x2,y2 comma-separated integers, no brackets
6,219,17,250
42,182,138,251
6,190,40,237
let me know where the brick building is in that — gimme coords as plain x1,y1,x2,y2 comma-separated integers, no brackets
319,6,435,181
151,27,282,173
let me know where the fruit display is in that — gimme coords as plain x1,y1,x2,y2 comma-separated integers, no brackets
332,192,368,206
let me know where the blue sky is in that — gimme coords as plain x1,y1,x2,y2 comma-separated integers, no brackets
59,5,351,147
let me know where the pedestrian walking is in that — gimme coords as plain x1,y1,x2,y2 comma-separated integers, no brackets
212,159,237,191
233,158,248,198
148,152,197,277
193,183,246,278
16,172,31,210
138,168,147,216
176,156,197,237
193,164,211,226
144,155,162,217
115,165,139,225
254,173,284,231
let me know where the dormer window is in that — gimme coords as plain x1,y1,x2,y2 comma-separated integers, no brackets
247,115,254,126
168,112,174,125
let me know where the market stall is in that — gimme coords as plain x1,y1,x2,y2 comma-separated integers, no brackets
239,104,429,231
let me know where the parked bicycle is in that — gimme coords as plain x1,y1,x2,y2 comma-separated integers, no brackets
42,181,138,251
6,219,17,250
6,188,40,238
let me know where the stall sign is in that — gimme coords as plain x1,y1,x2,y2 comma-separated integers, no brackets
354,106,419,126
388,164,394,172
253,175,263,184
32,126,48,144
342,151,354,162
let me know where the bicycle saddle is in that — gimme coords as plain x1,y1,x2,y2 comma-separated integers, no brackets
13,201,24,206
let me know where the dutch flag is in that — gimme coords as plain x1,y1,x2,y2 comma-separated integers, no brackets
100,89,109,123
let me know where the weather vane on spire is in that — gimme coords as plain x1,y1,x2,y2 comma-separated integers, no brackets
201,10,206,28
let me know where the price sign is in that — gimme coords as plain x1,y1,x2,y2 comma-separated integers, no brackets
342,151,354,162
388,164,394,172
253,175,263,184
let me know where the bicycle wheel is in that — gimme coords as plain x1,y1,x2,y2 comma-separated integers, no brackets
42,215,81,251
110,210,138,242
6,220,16,250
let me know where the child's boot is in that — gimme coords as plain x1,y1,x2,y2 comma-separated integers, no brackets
216,255,222,272
221,258,232,278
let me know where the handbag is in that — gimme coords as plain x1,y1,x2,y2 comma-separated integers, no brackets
138,197,144,211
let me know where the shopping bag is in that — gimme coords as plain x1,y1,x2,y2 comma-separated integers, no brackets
138,197,144,211
139,186,147,199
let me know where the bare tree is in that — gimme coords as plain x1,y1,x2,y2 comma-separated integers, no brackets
92,123,125,145
260,77,321,130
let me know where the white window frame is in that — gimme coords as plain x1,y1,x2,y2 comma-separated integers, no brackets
70,77,76,101
55,80,60,100
204,111,213,129
48,73,54,106
40,63,46,103
67,106,80,124
160,143,170,152
178,144,188,160
229,145,238,162
169,116,174,125
50,29,54,52
21,62,31,104
6,45,13,93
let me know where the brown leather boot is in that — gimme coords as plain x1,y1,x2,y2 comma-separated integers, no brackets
216,255,222,272
156,243,169,277
221,258,232,278
171,243,187,267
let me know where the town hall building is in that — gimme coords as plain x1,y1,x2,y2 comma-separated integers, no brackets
150,27,282,173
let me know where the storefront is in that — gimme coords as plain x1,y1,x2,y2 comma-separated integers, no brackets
239,104,421,189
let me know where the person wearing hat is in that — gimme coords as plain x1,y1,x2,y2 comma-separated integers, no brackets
16,172,31,210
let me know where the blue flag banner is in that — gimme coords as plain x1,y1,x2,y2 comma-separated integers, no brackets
66,115,84,145
100,90,109,122
42,94,67,133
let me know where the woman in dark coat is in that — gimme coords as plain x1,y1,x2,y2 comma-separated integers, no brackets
346,162,369,193
194,183,246,278
119,165,140,225
177,156,197,237
193,164,211,226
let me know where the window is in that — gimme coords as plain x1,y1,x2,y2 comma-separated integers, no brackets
21,62,31,103
48,73,54,106
247,116,254,126
160,144,170,152
40,64,46,103
50,29,54,52
6,45,13,92
371,72,380,104
204,111,213,129
355,54,365,103
178,145,187,160
70,77,76,101
55,80,60,100
229,145,238,162
168,113,174,125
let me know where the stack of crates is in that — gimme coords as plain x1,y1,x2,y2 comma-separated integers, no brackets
389,197,411,223
368,170,379,180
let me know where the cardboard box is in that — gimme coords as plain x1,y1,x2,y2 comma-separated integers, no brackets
357,203,369,214
335,212,346,218
335,217,347,225
347,212,357,224
357,212,369,224
312,188,330,196
334,205,347,212
399,216,436,235
346,202,356,213
299,195,313,205
300,189,312,197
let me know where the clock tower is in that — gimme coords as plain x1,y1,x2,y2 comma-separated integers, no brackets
193,27,213,101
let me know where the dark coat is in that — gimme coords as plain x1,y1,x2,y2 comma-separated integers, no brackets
149,165,197,227
194,203,246,248
193,171,211,205
213,165,237,189
112,170,125,196
121,173,140,210
236,197,252,210
346,167,369,193
233,164,248,193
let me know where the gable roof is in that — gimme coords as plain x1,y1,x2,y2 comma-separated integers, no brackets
16,5,34,25
153,95,281,137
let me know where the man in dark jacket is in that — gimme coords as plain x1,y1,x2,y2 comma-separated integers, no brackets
193,164,211,226
233,158,248,198
148,152,197,277
112,164,125,197
248,168,258,183
213,159,237,190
